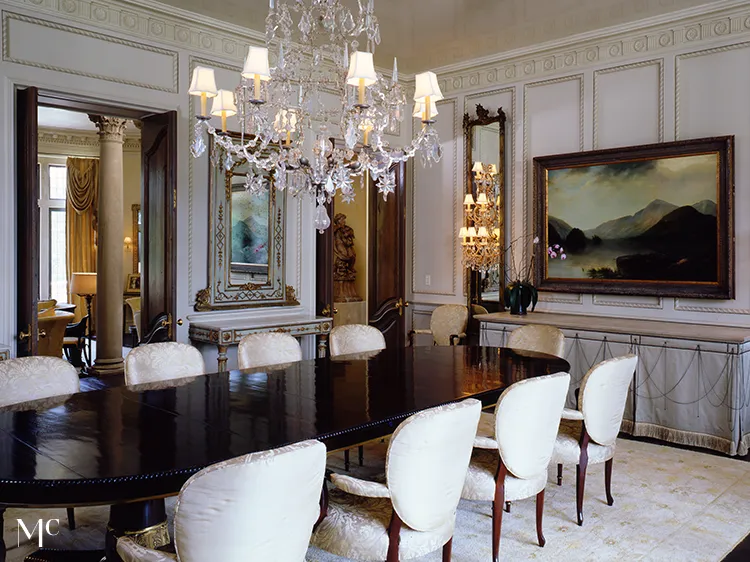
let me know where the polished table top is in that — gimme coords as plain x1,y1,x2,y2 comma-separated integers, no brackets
0,346,568,507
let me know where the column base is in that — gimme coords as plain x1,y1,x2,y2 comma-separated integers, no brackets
90,357,125,376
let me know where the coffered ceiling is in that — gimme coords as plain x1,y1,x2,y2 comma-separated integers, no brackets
155,0,718,72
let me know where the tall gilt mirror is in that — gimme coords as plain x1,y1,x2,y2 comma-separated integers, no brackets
463,105,506,312
195,134,298,310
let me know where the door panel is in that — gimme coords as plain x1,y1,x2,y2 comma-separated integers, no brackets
140,111,177,338
368,162,406,349
315,200,335,318
16,87,40,356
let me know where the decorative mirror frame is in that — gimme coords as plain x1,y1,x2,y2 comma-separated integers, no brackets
463,104,506,313
131,204,141,274
195,134,298,311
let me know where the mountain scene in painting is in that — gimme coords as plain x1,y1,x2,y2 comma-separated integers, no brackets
546,154,718,282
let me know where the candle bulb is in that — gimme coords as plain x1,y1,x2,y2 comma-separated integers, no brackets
269,0,275,9
392,57,398,84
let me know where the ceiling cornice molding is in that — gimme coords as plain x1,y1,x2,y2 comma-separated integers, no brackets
38,127,141,151
430,0,750,95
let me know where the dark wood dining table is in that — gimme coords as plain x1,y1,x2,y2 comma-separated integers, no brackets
0,345,569,561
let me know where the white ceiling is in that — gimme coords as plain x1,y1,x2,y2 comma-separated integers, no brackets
38,107,141,135
155,0,719,72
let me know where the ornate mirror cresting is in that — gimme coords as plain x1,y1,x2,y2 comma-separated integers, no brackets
463,105,506,312
195,135,298,311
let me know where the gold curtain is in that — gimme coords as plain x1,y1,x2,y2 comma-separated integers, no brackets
66,158,99,324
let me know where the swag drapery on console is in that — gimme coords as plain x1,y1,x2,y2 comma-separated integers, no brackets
65,157,99,323
479,315,750,456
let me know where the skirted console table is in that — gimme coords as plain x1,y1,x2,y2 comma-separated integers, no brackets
476,311,750,456
189,314,332,371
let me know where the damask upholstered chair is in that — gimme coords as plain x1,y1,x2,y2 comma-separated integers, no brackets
473,324,567,450
124,342,206,386
329,324,386,357
0,356,80,529
237,332,302,370
461,373,570,561
117,440,327,562
408,304,468,346
553,354,638,526
312,398,481,562
125,297,141,341
507,324,566,358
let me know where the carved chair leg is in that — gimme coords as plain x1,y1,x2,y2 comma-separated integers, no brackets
1,505,6,562
344,449,350,471
442,537,453,561
386,510,403,562
358,445,364,466
67,507,76,531
505,501,511,513
536,489,546,547
314,483,329,531
576,426,591,526
604,458,614,506
492,461,508,562
557,463,563,486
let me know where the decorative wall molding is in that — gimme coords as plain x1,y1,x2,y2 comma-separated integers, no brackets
411,97,458,297
539,292,584,305
675,40,750,140
674,300,750,315
592,295,663,310
38,128,141,151
593,58,665,148
433,1,750,96
2,11,179,92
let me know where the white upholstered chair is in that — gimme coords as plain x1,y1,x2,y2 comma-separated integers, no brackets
408,304,468,346
125,297,141,341
329,324,385,357
0,356,80,530
117,440,327,562
552,354,638,526
124,342,206,386
237,332,302,370
474,324,567,450
312,398,481,562
462,372,570,560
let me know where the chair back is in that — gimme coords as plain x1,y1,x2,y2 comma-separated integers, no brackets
0,356,79,407
429,305,468,346
494,372,570,480
386,398,480,532
507,324,566,358
329,324,385,357
238,333,302,370
125,342,205,385
174,440,326,562
125,297,141,341
37,299,57,313
37,311,75,357
580,354,638,446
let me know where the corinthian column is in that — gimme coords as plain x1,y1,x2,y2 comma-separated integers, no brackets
89,115,128,376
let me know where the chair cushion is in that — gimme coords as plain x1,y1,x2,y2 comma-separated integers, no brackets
552,419,616,465
473,411,498,449
461,448,547,502
312,488,454,561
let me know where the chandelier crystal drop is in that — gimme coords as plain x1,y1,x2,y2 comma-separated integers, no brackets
188,0,444,231
459,162,502,273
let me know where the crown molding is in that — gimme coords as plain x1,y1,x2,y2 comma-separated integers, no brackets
430,0,750,95
38,127,141,151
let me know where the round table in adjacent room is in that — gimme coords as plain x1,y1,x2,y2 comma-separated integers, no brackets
0,345,569,561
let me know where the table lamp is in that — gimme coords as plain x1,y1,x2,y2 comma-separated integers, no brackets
70,272,96,366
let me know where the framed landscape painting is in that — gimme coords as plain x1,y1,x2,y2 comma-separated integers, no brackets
533,136,734,299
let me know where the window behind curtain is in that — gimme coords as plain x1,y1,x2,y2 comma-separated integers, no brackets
39,158,68,303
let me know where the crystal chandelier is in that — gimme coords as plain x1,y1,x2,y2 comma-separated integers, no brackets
188,0,444,232
459,162,502,272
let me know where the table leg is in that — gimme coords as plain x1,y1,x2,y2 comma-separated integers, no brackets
0,505,6,562
217,345,228,372
105,499,169,562
317,334,328,359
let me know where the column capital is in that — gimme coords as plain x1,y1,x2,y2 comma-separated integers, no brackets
88,115,128,142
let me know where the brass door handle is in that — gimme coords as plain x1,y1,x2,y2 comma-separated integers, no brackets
160,315,183,339
38,329,47,339
19,326,30,342
395,298,409,316
321,305,338,317
177,318,184,326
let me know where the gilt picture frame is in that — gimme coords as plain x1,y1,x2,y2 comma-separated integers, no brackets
533,136,734,299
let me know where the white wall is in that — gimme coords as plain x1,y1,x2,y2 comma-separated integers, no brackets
409,0,750,330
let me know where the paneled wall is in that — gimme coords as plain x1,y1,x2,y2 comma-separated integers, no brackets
409,1,750,330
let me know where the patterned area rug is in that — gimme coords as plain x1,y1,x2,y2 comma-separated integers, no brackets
4,438,750,561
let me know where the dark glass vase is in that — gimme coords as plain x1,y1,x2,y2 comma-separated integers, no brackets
504,282,538,315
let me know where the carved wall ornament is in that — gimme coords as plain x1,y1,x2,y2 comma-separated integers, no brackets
88,115,128,142
333,213,363,303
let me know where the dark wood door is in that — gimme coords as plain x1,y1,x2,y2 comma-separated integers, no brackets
368,162,407,349
315,200,335,319
16,86,40,356
140,111,177,339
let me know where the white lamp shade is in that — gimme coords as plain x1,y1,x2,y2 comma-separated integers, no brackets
242,46,271,80
472,161,484,173
477,226,489,238
412,100,438,119
70,272,97,295
467,227,478,238
488,163,498,175
476,192,489,205
413,71,443,102
463,193,475,206
211,90,238,117
458,226,468,238
189,66,218,97
346,51,378,87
